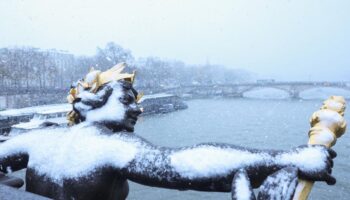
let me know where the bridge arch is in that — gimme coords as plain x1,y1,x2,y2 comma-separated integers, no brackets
241,87,291,99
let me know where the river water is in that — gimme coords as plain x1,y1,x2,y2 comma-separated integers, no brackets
128,98,350,200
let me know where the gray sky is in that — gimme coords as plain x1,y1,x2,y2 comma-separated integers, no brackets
1,0,349,81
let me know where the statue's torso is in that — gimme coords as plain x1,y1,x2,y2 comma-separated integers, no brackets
25,167,128,200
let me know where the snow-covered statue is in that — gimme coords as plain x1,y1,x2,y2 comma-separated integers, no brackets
0,63,343,200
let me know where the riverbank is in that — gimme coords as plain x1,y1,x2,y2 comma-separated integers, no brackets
0,93,187,135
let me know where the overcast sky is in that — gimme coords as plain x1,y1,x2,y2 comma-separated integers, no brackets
1,0,349,81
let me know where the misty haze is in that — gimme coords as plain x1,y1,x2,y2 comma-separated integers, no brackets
0,1,350,200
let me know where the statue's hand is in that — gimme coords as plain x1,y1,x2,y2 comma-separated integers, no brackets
282,145,336,185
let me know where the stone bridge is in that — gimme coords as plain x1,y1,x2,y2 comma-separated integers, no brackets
160,82,350,99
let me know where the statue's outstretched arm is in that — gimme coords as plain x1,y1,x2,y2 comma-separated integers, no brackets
0,122,335,195
118,133,335,192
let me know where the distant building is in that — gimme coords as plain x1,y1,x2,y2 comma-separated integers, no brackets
46,49,75,88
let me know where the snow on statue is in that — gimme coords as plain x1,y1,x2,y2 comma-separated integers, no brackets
0,63,337,200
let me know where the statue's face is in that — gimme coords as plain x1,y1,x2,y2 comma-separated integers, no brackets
119,88,142,132
73,81,142,133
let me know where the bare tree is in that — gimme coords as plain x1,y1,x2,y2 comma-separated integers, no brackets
95,42,134,70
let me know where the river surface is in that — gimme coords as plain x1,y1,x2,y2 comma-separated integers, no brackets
128,98,350,200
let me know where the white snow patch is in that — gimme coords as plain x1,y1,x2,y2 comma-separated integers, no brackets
314,109,343,127
0,135,10,142
234,172,252,200
6,166,13,173
277,146,327,171
170,145,329,179
309,128,335,145
84,83,125,122
85,70,100,84
170,146,271,178
0,124,138,182
323,99,344,111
